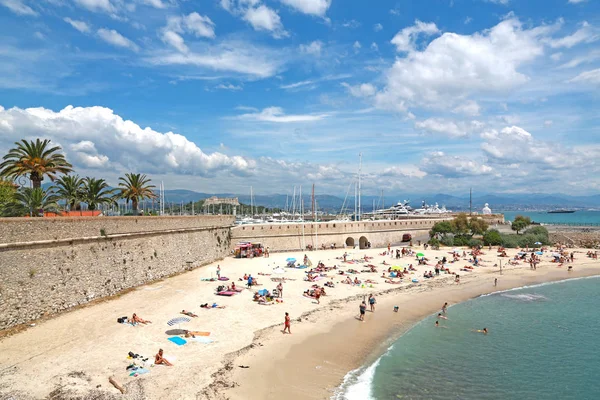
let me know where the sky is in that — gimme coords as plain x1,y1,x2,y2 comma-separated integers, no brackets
0,0,599,198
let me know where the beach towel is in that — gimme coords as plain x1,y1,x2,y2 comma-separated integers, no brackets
218,277,229,281
167,337,187,346
201,278,216,281
411,279,419,283
129,368,150,376
190,337,214,344
217,291,237,296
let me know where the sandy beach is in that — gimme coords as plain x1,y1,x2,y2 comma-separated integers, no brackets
1,245,598,400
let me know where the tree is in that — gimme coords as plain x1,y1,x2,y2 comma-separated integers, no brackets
511,215,531,234
483,229,502,246
82,177,116,211
451,213,470,236
54,175,84,211
469,218,489,235
429,220,454,238
0,139,72,189
0,179,21,216
118,173,156,215
14,187,60,217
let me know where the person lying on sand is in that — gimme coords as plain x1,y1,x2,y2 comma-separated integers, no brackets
181,310,198,317
155,349,173,366
131,313,151,324
200,303,226,309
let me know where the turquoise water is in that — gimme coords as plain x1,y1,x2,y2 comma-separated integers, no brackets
503,211,600,225
337,277,600,400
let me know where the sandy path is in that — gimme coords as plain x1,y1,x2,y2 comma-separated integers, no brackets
0,246,596,399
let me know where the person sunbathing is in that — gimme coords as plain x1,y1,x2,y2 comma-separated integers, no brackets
181,310,198,317
324,281,335,288
131,313,151,324
354,277,361,285
342,276,353,284
155,349,173,366
200,303,226,309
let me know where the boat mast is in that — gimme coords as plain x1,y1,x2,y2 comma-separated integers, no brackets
311,183,315,222
358,153,362,221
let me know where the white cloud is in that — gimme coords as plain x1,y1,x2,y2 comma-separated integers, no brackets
371,42,379,51
279,0,331,17
546,21,599,48
234,106,330,123
342,19,360,29
0,0,38,15
146,41,284,78
161,30,188,53
569,68,600,84
544,120,553,127
97,28,140,52
139,0,167,8
74,0,116,13
464,16,472,25
488,0,510,5
374,23,383,32
568,0,587,4
299,40,323,56
0,105,255,177
353,41,361,52
280,74,350,90
551,52,563,61
243,4,288,38
391,20,440,52
376,18,551,112
64,17,91,33
415,118,467,138
341,82,376,97
558,50,600,69
452,100,481,116
421,151,493,177
216,83,243,91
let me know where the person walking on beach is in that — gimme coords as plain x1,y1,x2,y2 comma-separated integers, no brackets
277,282,283,298
247,274,253,289
369,294,376,312
359,301,366,321
217,265,221,279
442,302,448,314
314,287,322,304
283,312,291,334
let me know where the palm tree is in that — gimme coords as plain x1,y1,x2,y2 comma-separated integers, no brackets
54,175,84,211
14,187,60,217
118,173,156,215
0,139,73,189
82,177,116,211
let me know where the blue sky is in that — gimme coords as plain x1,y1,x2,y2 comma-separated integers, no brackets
0,0,599,197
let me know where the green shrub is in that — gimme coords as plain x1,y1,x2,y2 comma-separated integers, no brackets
483,229,502,246
453,235,471,246
428,238,441,247
500,234,520,248
468,238,483,248
441,236,454,247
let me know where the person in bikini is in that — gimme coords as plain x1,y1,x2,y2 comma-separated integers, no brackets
283,312,291,334
181,310,198,317
131,313,151,324
155,349,173,366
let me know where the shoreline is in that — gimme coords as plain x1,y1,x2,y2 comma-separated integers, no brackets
1,246,598,400
218,263,600,400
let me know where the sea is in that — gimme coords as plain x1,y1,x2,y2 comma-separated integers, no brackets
502,210,600,225
335,276,600,400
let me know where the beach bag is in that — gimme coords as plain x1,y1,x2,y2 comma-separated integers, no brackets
217,285,225,292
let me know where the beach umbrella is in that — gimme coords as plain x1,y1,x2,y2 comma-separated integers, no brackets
286,257,296,262
534,242,542,245
535,251,543,256
391,265,403,270
167,317,190,327
552,253,561,257
416,253,425,258
453,248,461,253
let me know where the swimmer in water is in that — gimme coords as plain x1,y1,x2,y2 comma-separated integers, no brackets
472,328,488,334
437,313,448,320
435,320,447,329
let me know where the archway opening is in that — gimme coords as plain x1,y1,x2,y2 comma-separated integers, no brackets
345,237,355,247
359,236,369,249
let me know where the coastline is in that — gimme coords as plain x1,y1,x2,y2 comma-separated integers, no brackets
218,263,600,400
1,246,598,400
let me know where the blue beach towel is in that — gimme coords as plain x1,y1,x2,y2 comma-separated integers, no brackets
168,337,187,346
129,368,150,376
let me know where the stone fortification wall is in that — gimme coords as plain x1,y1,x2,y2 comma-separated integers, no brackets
232,218,451,251
0,216,234,331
